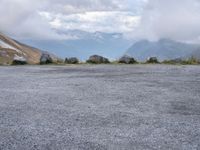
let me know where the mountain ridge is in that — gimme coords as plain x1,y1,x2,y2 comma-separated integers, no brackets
0,33,60,65
20,30,132,60
125,39,200,61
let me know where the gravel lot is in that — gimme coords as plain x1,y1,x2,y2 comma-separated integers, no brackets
0,65,200,150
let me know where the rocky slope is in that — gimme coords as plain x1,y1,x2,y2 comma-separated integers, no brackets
0,33,43,65
0,33,61,65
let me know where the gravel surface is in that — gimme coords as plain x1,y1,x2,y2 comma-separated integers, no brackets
0,65,200,150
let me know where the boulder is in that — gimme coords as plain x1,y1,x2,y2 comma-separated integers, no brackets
146,57,159,63
87,55,110,64
118,55,137,64
40,53,53,64
12,55,27,65
65,57,79,64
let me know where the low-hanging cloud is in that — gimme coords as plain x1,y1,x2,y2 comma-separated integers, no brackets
0,0,64,40
133,0,200,42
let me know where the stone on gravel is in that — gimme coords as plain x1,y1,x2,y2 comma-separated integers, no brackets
87,55,110,64
65,57,79,64
40,53,53,65
146,57,159,63
118,55,137,64
12,55,27,65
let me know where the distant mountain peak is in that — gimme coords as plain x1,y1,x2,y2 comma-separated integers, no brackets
20,30,131,60
126,38,200,61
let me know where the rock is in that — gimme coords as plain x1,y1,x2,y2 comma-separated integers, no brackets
65,57,79,64
146,57,159,63
118,55,137,64
12,55,27,65
87,55,110,64
40,53,53,64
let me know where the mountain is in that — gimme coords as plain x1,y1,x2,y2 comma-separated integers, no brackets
0,33,60,65
188,49,200,60
0,33,43,65
19,30,132,60
125,39,200,61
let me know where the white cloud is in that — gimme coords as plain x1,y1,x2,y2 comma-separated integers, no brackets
0,0,64,40
132,0,200,42
3,0,200,43
41,11,140,33
0,0,144,40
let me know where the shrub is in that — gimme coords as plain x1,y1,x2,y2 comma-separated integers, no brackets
87,55,110,64
146,57,159,64
65,57,79,64
118,55,137,64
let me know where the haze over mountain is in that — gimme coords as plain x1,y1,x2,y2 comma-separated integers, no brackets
189,49,200,60
20,31,132,60
126,39,200,61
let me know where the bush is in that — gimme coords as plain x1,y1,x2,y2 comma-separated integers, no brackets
65,57,79,64
118,55,137,64
162,58,183,64
146,57,159,64
182,57,200,65
40,53,53,65
162,57,200,65
87,55,110,64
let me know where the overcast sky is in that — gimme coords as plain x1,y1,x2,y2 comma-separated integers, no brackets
1,0,200,42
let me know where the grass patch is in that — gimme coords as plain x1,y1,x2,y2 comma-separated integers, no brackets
163,57,200,65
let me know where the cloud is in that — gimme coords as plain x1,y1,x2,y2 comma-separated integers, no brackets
40,11,140,33
132,0,200,42
3,0,200,42
0,0,65,40
0,0,144,40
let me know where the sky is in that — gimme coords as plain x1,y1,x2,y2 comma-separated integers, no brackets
1,0,200,42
